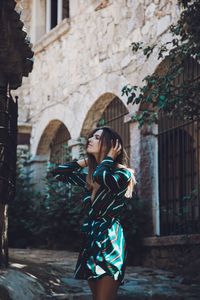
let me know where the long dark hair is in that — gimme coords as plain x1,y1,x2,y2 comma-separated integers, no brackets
86,126,135,196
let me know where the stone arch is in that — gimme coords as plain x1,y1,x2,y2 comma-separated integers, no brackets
50,122,71,164
138,56,200,236
36,120,71,160
30,103,73,157
30,119,71,192
138,55,199,115
137,57,173,236
138,56,172,112
154,56,171,76
80,92,131,164
80,92,129,137
157,58,200,235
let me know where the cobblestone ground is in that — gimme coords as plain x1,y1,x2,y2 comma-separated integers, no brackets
0,248,199,299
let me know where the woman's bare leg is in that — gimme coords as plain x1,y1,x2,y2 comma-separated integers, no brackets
95,275,120,300
88,279,98,300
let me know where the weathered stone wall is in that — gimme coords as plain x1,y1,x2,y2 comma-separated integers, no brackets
15,0,180,235
142,235,200,273
17,0,179,135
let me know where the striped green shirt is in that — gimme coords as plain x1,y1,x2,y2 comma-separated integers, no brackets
53,156,132,283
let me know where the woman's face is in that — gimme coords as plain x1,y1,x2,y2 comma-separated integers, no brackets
86,129,103,155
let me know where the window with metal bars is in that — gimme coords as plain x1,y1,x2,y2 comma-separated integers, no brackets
97,97,130,165
46,0,70,31
158,59,200,235
50,123,70,164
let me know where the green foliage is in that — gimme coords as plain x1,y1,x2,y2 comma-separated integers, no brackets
9,146,149,261
8,147,85,250
121,191,150,265
122,0,200,127
8,149,39,248
33,170,84,250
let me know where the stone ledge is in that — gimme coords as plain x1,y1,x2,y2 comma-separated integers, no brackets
18,123,32,134
34,19,70,54
143,234,200,247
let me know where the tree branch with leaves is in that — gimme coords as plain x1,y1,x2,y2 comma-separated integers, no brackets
122,0,200,127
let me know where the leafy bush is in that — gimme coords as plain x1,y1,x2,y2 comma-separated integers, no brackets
31,173,85,250
8,149,38,248
9,149,150,263
121,191,150,265
8,148,85,250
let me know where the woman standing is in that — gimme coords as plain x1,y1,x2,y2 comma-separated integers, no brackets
52,127,136,300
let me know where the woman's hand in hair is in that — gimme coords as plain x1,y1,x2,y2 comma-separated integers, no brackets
77,158,88,167
107,139,122,160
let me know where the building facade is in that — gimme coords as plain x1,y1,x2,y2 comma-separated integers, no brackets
14,0,200,260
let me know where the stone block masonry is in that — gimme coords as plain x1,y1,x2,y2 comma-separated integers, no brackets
14,0,180,237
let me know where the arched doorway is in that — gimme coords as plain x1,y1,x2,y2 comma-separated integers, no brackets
50,123,71,164
97,97,130,162
81,94,130,164
158,59,200,235
33,120,70,191
37,120,70,163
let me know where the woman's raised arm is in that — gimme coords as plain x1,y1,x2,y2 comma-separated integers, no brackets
92,156,131,192
52,158,88,188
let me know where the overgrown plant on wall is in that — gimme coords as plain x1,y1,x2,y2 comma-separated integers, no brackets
122,0,200,127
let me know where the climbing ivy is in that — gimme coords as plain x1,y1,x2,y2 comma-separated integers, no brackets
122,0,200,127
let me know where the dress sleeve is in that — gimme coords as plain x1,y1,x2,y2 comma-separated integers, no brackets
92,156,131,192
52,161,87,188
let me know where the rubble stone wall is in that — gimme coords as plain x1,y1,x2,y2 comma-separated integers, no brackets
15,0,179,235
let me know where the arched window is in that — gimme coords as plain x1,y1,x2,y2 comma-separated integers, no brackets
158,59,200,235
97,97,130,163
50,123,70,164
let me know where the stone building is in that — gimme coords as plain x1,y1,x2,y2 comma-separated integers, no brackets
15,0,200,267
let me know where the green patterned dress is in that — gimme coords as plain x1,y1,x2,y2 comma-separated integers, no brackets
53,156,132,283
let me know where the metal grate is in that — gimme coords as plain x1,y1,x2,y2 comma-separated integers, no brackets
97,97,130,164
50,123,70,164
158,59,200,235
